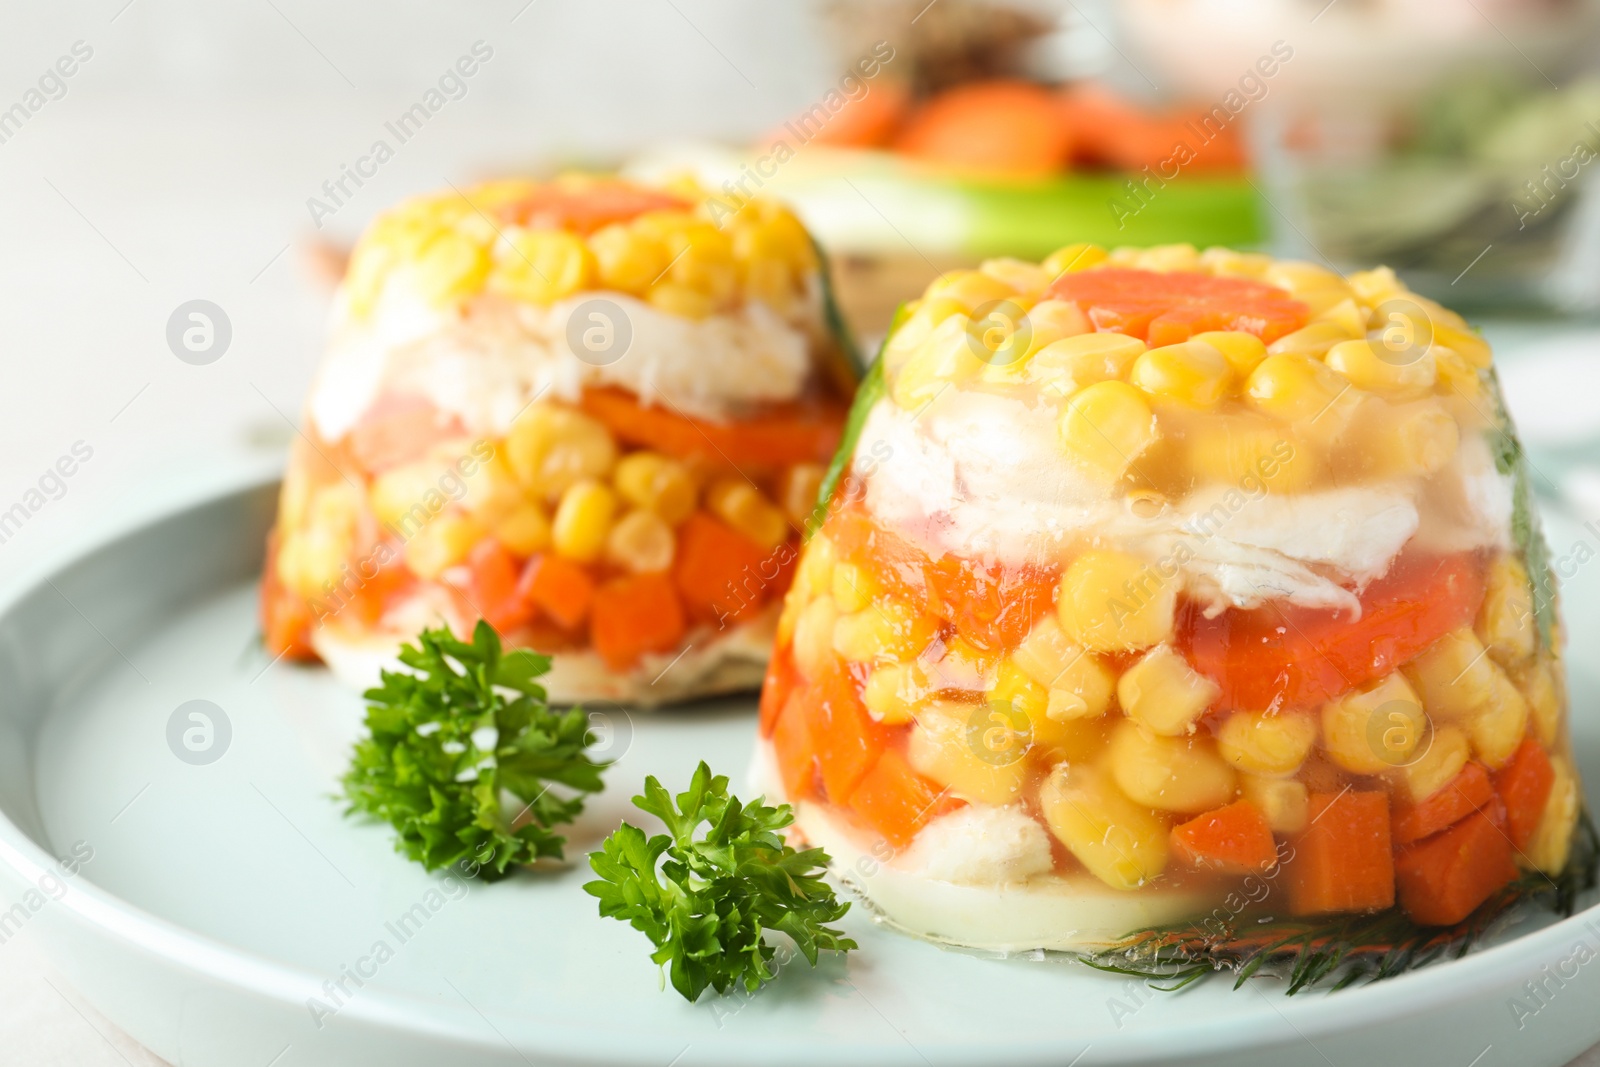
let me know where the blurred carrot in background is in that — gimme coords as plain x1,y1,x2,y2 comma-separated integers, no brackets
893,79,1073,177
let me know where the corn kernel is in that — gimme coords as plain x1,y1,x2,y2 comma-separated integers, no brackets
506,405,618,501
1058,381,1158,484
1525,755,1580,873
1021,300,1092,355
1129,341,1232,408
833,600,936,665
488,229,594,304
369,463,448,532
988,659,1050,737
1023,334,1145,400
882,297,968,374
1477,554,1536,666
1041,242,1108,277
460,452,525,523
1199,247,1272,279
1191,331,1268,378
790,532,836,604
1433,323,1492,369
1058,549,1176,653
404,512,486,580
706,477,789,550
1404,628,1496,721
1352,399,1460,478
923,635,999,692
1245,353,1361,435
1392,725,1470,805
1241,774,1309,834
862,661,931,725
1266,322,1360,359
1315,297,1371,338
1010,616,1115,719
1135,243,1200,273
590,222,669,294
406,229,491,305
1217,709,1318,776
925,269,1016,313
1107,720,1238,813
1348,266,1405,306
1295,286,1360,318
891,314,986,409
1321,672,1426,774
831,560,882,614
1039,762,1170,890
792,595,839,678
551,479,618,563
604,508,675,573
611,451,696,526
1183,416,1319,493
777,463,825,528
909,700,1028,805
1468,665,1529,769
1516,656,1564,748
1433,346,1484,403
492,501,552,556
1264,260,1347,294
979,257,1052,298
1118,646,1221,736
1325,339,1436,398
646,281,715,319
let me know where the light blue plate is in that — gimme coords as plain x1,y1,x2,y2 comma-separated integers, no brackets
1,472,1598,1067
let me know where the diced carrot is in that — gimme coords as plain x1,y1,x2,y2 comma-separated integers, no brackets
1172,800,1279,873
1183,551,1485,712
1395,802,1518,926
771,690,820,802
893,80,1073,178
764,80,910,150
1059,84,1246,174
673,513,771,625
448,539,535,634
1494,739,1555,851
344,394,467,474
847,749,964,848
517,554,596,631
1049,268,1308,345
759,647,798,738
925,554,1060,650
589,573,687,670
260,530,316,659
1287,790,1395,916
797,658,889,803
1391,762,1497,846
824,501,933,611
582,387,846,469
496,180,691,234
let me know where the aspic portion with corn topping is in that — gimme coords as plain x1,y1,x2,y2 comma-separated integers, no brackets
261,175,858,704
757,243,1585,953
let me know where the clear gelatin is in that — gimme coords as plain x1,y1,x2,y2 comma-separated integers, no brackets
756,243,1594,972
261,175,859,703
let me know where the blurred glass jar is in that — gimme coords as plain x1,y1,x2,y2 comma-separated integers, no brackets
1117,0,1600,312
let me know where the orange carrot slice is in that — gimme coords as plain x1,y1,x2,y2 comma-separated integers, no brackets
517,554,596,631
759,648,798,738
764,80,910,150
582,387,846,469
798,659,889,803
1391,762,1498,846
1287,790,1395,916
1395,802,1518,926
847,749,963,848
771,690,821,802
496,181,691,234
1172,800,1279,873
589,573,687,670
456,539,535,634
893,80,1072,178
673,513,772,625
1494,739,1555,851
1049,268,1308,345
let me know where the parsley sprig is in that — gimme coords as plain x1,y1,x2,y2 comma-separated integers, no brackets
584,762,856,1001
343,620,606,879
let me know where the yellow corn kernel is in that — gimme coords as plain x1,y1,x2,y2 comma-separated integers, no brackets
1010,616,1115,719
276,530,340,599
1433,346,1485,404
909,700,1028,805
1183,416,1319,493
488,229,594,304
1107,720,1238,813
1477,554,1536,666
891,314,985,409
989,660,1074,750
1192,331,1268,378
403,512,486,581
1468,665,1529,769
604,508,675,573
1217,710,1318,776
660,223,737,306
1241,774,1309,834
832,600,936,665
646,281,715,319
923,635,1000,692
1433,323,1492,369
979,257,1052,298
1021,300,1092,355
1321,672,1427,775
1266,322,1360,359
1135,243,1200,273
492,501,552,557
1348,266,1405,306
1264,260,1347,294
777,463,825,528
1295,286,1360,318
611,451,696,526
789,532,836,604
1041,242,1108,277
1516,656,1564,748
1392,725,1470,805
1129,341,1232,408
1039,762,1170,890
1058,381,1158,484
406,229,491,305
1525,755,1580,873
881,297,968,374
1023,334,1146,400
551,479,618,563
369,463,447,532
705,477,788,550
1354,399,1460,478
506,405,618,501
776,588,803,648
925,269,1017,313
1404,628,1496,721
1315,297,1371,338
1245,353,1361,435
343,239,397,318
1199,246,1272,279
792,595,839,678
741,257,797,312
1325,338,1436,398
830,560,882,614
1118,646,1221,736
590,222,669,294
460,452,525,523
862,661,931,725
1058,549,1176,653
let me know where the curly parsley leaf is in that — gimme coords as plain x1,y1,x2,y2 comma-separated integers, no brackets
342,620,606,880
584,762,856,1002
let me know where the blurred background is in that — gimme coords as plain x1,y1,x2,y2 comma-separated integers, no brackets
1,1,1600,1060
